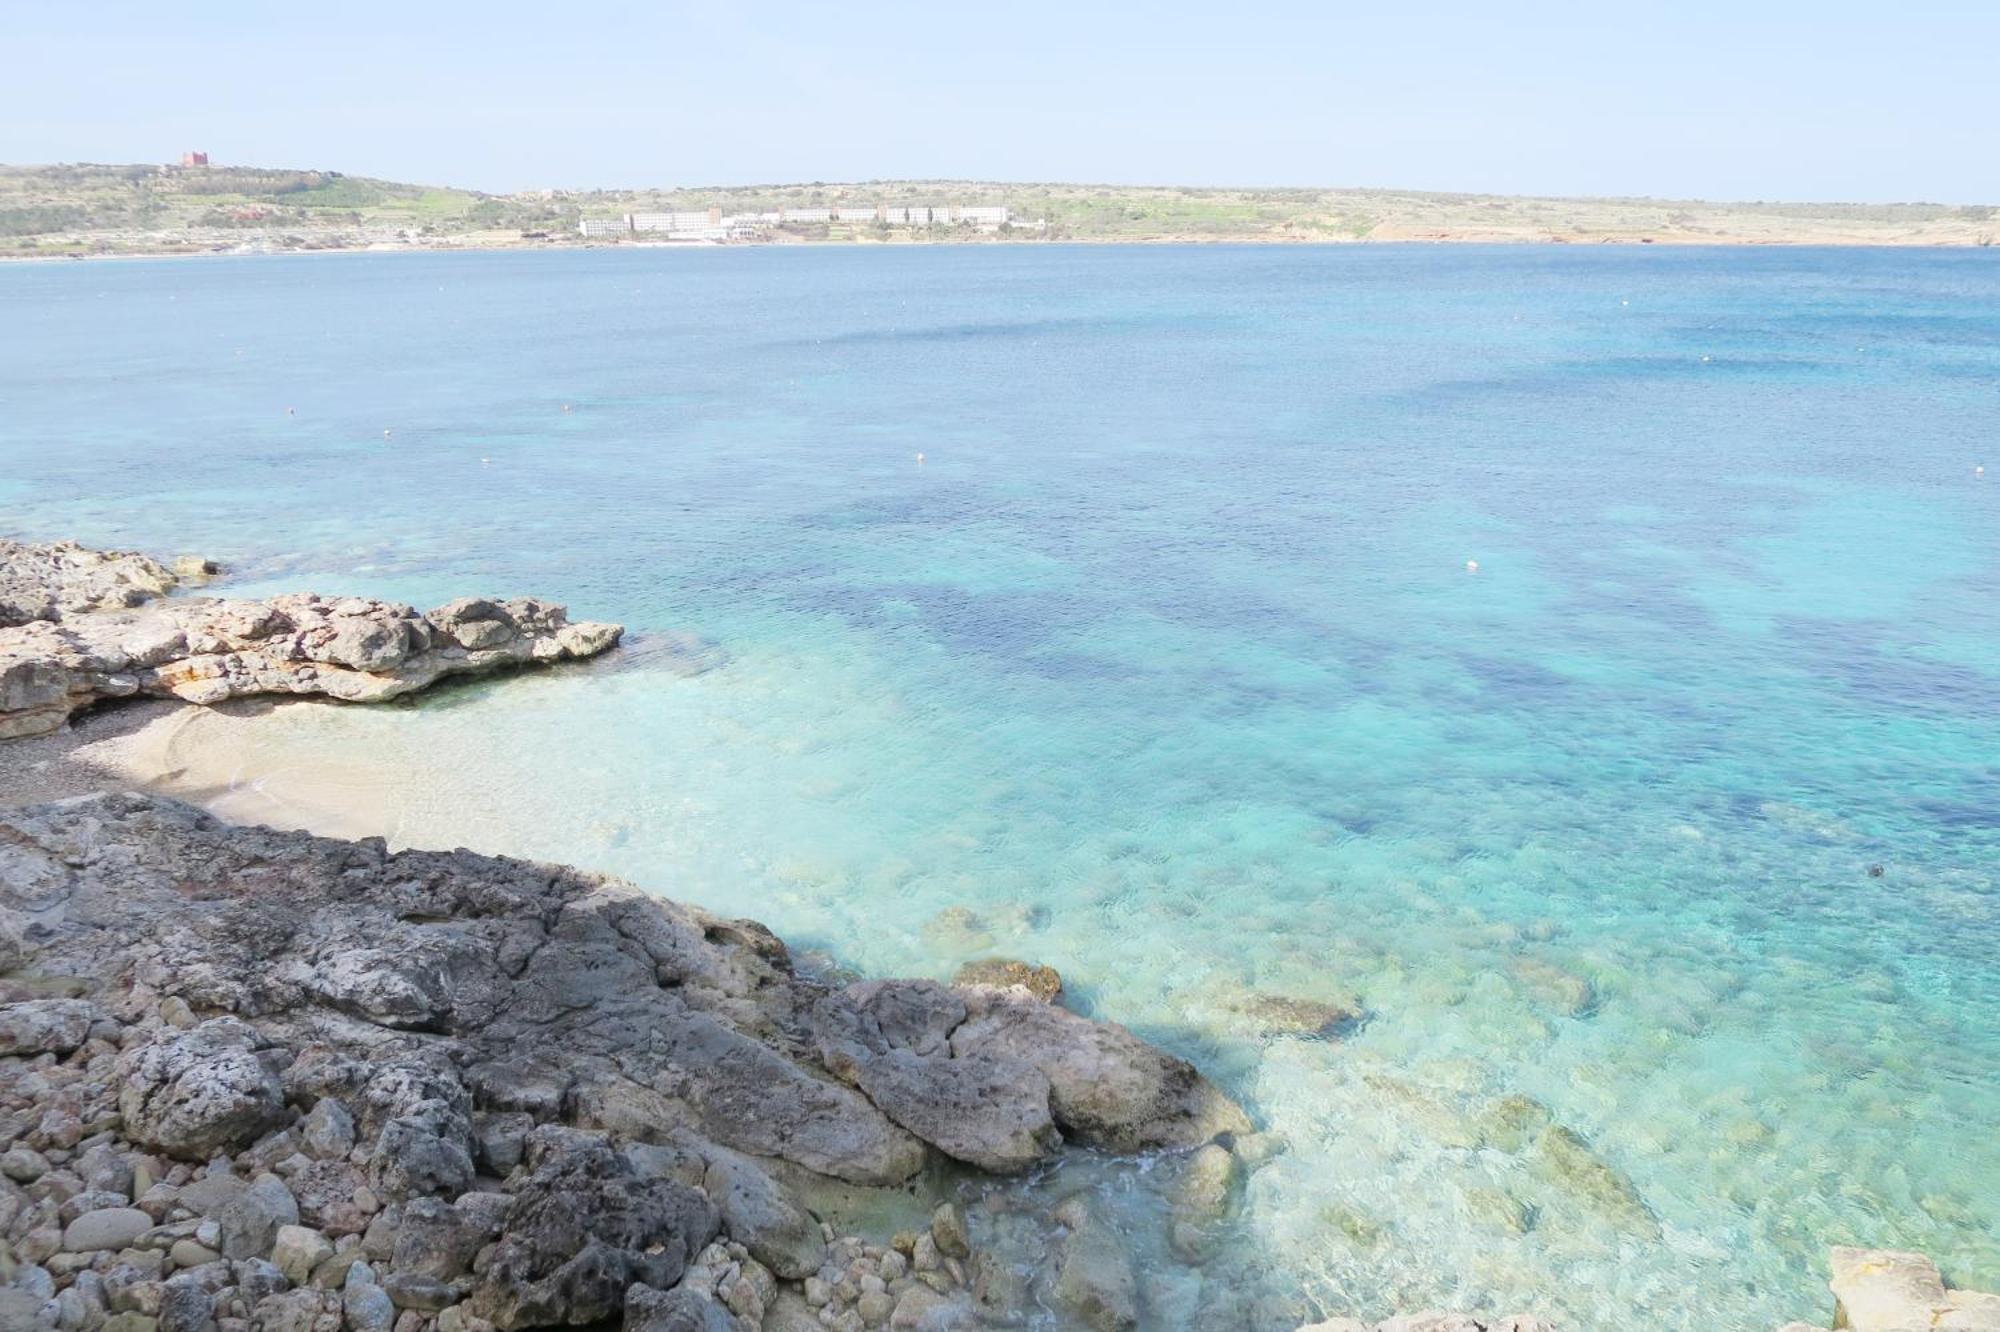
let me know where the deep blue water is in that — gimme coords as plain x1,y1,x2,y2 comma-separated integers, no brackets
4,244,1998,1328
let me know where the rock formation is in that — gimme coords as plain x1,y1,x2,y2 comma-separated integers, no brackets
0,592,622,740
0,538,624,739
0,540,209,630
1767,1246,2000,1332
0,792,1254,1331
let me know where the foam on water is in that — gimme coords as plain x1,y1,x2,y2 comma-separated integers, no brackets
5,245,1998,1328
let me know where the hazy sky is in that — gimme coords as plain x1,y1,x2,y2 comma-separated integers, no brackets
7,0,1995,201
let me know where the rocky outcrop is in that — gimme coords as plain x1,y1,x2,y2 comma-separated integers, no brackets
0,590,623,739
0,791,1254,1330
0,539,209,629
1786,1247,2000,1332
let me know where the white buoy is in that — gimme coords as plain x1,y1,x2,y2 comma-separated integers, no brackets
916,452,926,465
481,457,491,465
1978,465,1987,477
1466,560,1480,574
562,403,572,413
383,429,393,439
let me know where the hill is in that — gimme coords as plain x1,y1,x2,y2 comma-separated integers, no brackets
2,162,1994,257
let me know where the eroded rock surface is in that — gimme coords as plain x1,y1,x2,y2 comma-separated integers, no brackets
0,539,203,629
0,791,1255,1329
0,591,622,739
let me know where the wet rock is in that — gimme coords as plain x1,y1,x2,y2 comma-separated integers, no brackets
951,989,1251,1152
930,1202,970,1260
1464,1187,1532,1235
1827,1246,2000,1332
952,959,1063,1004
1051,1196,1138,1332
1470,1095,1552,1154
1529,1126,1657,1238
1511,959,1597,1018
1167,1143,1241,1260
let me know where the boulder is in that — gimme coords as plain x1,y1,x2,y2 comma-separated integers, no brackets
62,1206,155,1252
1828,1247,2000,1332
467,1142,720,1330
0,538,184,628
1051,1196,1139,1332
0,997,98,1056
116,1021,288,1160
624,1284,737,1332
0,569,623,738
954,958,1063,1003
951,989,1251,1152
686,1138,826,1280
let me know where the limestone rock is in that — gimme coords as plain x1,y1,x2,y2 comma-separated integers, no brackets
0,538,184,628
951,988,1251,1152
623,1285,737,1332
687,1137,826,1280
467,1141,719,1330
116,1021,288,1160
0,581,622,738
1827,1247,2000,1332
1051,1196,1138,1332
62,1206,155,1252
952,958,1063,1003
0,997,98,1056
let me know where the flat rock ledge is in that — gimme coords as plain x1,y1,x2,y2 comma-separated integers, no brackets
0,540,212,630
1766,1246,2000,1332
0,791,1267,1332
0,537,624,740
0,588,624,743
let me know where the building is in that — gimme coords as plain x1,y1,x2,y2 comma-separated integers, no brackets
632,209,722,233
835,207,879,223
179,151,209,167
578,217,628,237
957,206,1010,226
779,208,831,224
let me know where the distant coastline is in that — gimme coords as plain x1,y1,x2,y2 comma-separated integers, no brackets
3,162,1996,259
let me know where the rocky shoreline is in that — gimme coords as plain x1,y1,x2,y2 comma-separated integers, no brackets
0,540,621,741
1,540,1991,1332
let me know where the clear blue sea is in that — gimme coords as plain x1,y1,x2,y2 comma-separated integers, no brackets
4,244,1997,1328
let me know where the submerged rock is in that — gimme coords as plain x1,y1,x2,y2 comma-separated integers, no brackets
953,958,1064,1003
1528,1125,1658,1238
1823,1246,2000,1332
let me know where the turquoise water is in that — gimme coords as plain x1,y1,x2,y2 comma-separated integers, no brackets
4,246,1999,1327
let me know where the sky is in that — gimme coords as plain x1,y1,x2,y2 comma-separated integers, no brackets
5,0,1996,202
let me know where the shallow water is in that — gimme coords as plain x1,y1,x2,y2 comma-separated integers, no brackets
5,245,1999,1328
